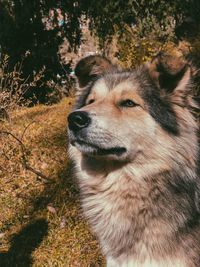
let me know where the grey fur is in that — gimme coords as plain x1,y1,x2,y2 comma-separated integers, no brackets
68,55,200,267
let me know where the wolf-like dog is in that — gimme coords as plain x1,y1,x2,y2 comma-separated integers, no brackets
67,54,200,267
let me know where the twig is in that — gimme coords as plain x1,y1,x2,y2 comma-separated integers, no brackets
25,164,53,182
21,121,36,141
0,130,53,183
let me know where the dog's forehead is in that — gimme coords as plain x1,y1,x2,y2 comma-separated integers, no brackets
113,80,140,94
91,73,140,97
91,78,109,98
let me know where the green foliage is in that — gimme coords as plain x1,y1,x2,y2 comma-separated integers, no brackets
0,0,79,102
116,25,161,68
116,24,181,68
0,0,200,103
0,0,81,68
84,0,200,47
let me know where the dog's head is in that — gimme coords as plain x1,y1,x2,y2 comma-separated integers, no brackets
68,54,197,163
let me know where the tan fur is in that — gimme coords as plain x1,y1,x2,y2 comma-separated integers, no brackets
68,55,200,267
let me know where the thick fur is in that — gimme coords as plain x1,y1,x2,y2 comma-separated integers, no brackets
68,54,200,267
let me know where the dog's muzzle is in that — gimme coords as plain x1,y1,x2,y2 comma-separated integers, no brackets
68,111,127,158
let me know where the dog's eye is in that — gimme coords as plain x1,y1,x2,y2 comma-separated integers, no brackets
120,99,138,108
87,99,95,105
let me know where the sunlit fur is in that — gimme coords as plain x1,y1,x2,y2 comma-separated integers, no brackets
68,55,200,267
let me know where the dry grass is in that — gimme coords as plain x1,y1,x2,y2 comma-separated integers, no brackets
0,98,104,267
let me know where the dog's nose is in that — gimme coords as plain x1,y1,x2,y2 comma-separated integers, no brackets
68,111,91,131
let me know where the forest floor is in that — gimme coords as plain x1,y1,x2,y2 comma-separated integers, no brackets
0,98,104,267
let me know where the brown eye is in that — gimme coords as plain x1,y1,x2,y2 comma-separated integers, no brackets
120,99,138,107
87,99,95,105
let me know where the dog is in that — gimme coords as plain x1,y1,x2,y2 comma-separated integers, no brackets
67,54,200,267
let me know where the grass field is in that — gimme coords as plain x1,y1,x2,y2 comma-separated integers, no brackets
0,98,104,267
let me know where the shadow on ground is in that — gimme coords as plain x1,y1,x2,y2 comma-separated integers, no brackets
0,219,48,267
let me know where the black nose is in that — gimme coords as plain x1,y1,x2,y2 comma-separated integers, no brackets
68,111,91,131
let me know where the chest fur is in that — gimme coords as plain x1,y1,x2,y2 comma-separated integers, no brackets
77,165,176,257
107,256,187,267
70,150,195,265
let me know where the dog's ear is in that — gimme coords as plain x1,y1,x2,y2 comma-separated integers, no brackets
146,53,193,106
74,55,113,88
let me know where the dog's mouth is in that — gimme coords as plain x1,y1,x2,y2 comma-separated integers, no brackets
71,139,126,156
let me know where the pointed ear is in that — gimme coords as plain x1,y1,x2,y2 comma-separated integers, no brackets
146,53,193,106
74,55,113,88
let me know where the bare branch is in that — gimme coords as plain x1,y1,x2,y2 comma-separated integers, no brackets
0,130,53,183
21,121,36,141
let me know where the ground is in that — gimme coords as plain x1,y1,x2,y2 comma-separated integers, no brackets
0,98,104,267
